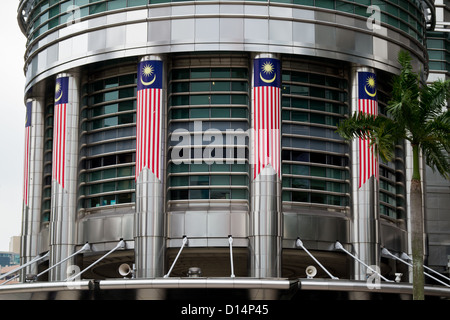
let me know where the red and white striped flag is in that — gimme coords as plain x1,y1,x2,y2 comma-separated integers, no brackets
252,58,282,180
358,72,378,188
136,60,163,181
52,77,69,189
23,101,32,205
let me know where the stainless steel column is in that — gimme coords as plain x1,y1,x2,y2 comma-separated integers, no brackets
49,73,79,281
350,66,380,280
20,98,44,280
134,55,166,278
249,54,282,278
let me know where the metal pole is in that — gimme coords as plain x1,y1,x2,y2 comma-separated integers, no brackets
382,249,450,288
296,238,338,279
228,235,235,278
36,243,90,279
335,241,391,282
0,252,49,281
65,240,124,282
164,236,188,278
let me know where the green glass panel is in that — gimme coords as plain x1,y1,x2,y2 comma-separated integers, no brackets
117,180,133,190
231,163,247,172
117,166,132,177
210,175,229,185
191,68,210,79
232,69,248,80
293,0,314,5
211,107,230,118
128,0,148,6
103,168,116,179
231,175,247,185
90,3,107,14
75,0,90,6
210,189,230,199
231,95,248,105
191,163,209,172
191,82,210,92
231,81,247,91
171,108,189,119
211,94,230,104
90,184,101,194
211,163,229,172
119,100,134,112
231,189,248,199
231,108,247,118
190,95,210,105
190,175,210,186
211,68,230,78
104,103,118,114
104,116,118,127
211,81,230,91
190,108,208,118
171,176,188,186
190,189,209,199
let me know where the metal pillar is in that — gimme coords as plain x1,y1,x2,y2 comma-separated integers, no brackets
249,53,282,278
49,73,80,281
134,55,166,278
350,66,381,280
20,98,44,280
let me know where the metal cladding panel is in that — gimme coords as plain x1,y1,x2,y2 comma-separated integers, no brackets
282,211,350,246
78,212,135,244
22,3,428,90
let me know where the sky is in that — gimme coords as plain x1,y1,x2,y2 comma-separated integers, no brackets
0,1,27,252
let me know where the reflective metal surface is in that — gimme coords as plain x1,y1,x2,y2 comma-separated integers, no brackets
48,73,80,281
21,3,428,91
20,98,44,280
249,53,282,278
134,55,166,278
350,66,380,280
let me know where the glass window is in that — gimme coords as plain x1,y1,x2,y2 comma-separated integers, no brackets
211,189,230,199
211,108,229,118
191,68,210,79
190,189,209,199
128,0,148,6
212,81,230,91
190,175,209,185
211,175,229,185
90,2,107,14
108,0,127,10
191,81,210,92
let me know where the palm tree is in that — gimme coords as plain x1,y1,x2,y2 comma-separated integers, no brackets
337,50,450,300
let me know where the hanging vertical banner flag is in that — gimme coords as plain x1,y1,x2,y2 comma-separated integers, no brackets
252,58,282,180
23,101,32,205
358,71,378,188
53,77,69,189
136,60,163,181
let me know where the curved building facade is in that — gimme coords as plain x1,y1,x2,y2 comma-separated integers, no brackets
15,0,444,299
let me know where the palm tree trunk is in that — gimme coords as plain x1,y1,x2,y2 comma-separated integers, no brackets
411,144,425,300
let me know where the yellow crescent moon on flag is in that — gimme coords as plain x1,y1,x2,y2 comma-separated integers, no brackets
364,85,377,98
260,72,276,84
55,90,63,103
141,74,156,86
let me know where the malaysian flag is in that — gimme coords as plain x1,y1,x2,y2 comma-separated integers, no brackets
23,101,32,205
358,71,378,188
136,60,163,181
252,58,282,180
53,77,69,189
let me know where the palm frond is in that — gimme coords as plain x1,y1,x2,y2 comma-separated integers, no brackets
421,139,450,180
419,80,450,123
336,113,402,163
